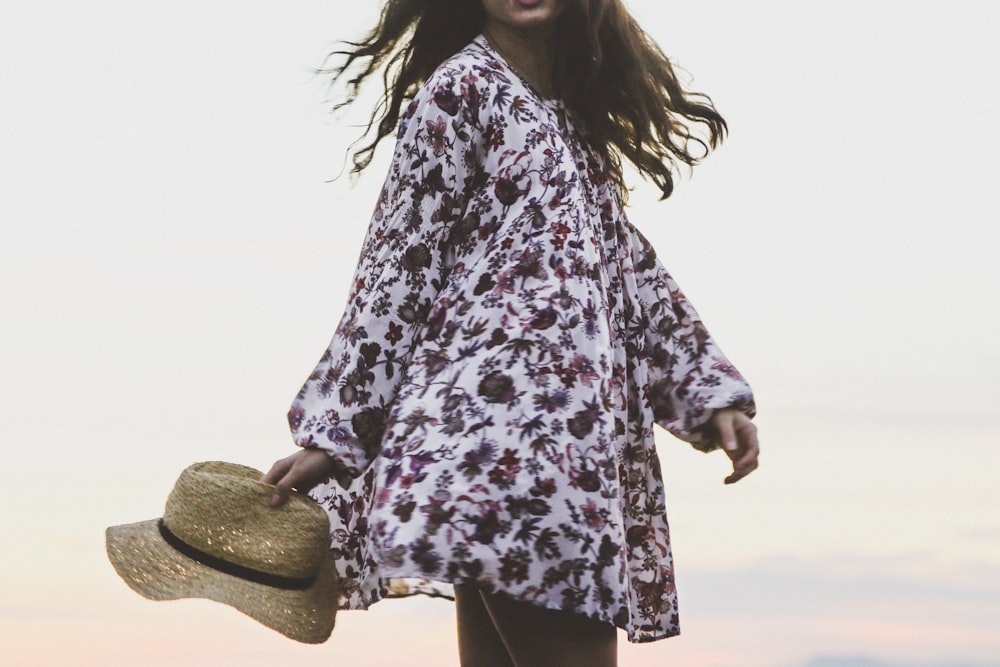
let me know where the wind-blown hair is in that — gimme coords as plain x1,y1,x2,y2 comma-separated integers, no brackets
327,0,726,199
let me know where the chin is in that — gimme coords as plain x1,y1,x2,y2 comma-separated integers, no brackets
485,0,566,29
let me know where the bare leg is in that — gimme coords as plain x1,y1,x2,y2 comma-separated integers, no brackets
455,583,516,667
480,590,618,667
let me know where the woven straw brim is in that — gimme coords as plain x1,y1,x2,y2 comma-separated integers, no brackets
106,518,338,644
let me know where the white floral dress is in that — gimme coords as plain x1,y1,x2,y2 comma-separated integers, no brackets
289,36,755,642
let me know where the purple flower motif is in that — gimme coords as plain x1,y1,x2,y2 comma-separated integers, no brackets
532,389,570,413
322,425,354,450
457,441,497,480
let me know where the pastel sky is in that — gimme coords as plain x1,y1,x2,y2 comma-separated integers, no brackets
2,1,998,666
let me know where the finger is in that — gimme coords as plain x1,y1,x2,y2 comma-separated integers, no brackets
270,471,297,507
715,413,738,453
262,456,301,506
724,459,758,485
732,422,760,470
260,456,292,486
726,421,760,484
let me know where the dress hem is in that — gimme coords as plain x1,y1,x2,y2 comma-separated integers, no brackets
338,573,682,644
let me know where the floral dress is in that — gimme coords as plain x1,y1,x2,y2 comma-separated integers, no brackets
288,36,755,643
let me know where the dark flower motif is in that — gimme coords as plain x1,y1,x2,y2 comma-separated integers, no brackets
423,497,457,532
352,407,386,457
647,342,672,369
396,303,418,324
497,448,521,468
422,349,451,376
385,321,404,344
339,383,358,407
425,163,447,192
625,525,652,553
359,342,381,369
469,509,501,544
572,466,601,492
526,202,547,230
486,327,508,349
457,441,497,480
478,371,516,403
528,306,558,330
449,212,480,247
495,176,524,206
462,559,484,580
635,241,657,273
488,465,518,489
433,85,461,115
530,477,557,498
441,413,466,436
596,534,618,568
518,414,545,440
404,243,433,272
654,316,676,338
566,411,595,439
512,247,547,281
534,527,561,560
474,272,495,296
647,378,677,422
393,499,416,522
498,547,531,584
410,537,443,575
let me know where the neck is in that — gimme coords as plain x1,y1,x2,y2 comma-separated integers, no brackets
483,21,554,99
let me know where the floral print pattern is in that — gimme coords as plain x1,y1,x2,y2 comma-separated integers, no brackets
289,36,754,643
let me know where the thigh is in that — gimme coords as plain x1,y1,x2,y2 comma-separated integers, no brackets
454,583,515,667
480,591,618,667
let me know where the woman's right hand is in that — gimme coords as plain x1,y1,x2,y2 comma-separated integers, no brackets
707,408,760,485
260,448,338,506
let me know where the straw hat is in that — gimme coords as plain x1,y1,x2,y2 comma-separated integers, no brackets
106,461,338,643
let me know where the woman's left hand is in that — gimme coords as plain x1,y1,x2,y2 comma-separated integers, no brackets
260,448,338,506
709,408,760,484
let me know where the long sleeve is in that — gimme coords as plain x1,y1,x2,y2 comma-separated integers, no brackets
288,64,485,480
625,221,756,452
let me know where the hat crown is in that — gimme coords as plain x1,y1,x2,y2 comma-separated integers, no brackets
162,461,330,579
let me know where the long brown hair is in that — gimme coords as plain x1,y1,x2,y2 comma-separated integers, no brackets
327,0,726,199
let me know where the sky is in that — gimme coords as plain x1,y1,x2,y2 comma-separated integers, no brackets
2,1,998,665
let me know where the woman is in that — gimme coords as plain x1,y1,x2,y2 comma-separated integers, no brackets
263,1,759,665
